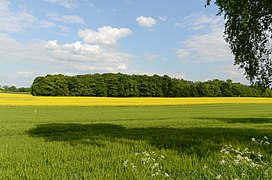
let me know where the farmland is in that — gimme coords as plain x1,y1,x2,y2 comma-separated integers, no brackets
1,94,272,179
2,93,272,106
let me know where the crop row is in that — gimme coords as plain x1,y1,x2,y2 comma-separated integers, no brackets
1,93,272,106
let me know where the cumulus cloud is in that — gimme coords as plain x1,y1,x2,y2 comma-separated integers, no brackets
0,0,36,32
43,40,132,63
45,0,79,9
0,25,134,86
0,26,133,65
136,16,157,28
215,65,248,84
175,28,233,63
78,26,132,47
174,13,233,63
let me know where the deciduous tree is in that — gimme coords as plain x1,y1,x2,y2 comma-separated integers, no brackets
206,0,272,87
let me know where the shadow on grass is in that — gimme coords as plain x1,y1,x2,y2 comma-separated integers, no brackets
196,117,272,124
28,123,272,157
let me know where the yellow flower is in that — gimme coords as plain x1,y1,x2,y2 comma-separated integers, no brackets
1,93,272,106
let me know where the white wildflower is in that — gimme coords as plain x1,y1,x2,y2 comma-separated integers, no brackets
124,150,168,178
241,173,247,177
152,163,159,169
130,163,137,168
236,154,243,161
264,136,268,140
244,148,249,153
250,162,258,168
264,141,270,145
220,159,226,165
142,151,150,157
141,157,149,164
220,147,230,154
257,152,263,158
155,170,161,175
244,156,252,162
233,159,240,165
235,149,241,154
123,160,129,167
151,170,161,177
252,138,256,142
215,174,222,179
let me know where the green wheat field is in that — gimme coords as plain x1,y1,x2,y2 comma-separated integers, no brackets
1,103,272,179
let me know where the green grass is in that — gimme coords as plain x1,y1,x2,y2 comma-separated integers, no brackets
1,104,272,179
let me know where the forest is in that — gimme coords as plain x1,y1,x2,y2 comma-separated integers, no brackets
30,73,272,97
0,85,30,93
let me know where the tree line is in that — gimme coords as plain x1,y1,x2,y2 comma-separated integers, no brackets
0,85,30,93
206,0,272,87
30,73,272,97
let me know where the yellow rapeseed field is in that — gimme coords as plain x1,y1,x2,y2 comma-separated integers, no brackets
1,93,272,106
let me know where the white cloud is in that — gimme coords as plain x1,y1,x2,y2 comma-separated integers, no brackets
175,13,223,31
159,16,168,22
0,29,133,86
174,49,191,59
47,13,85,24
78,26,132,47
174,13,233,63
39,21,56,28
165,72,186,80
0,0,36,32
118,64,128,70
145,53,159,61
43,40,132,63
175,28,233,63
144,53,168,62
38,19,72,36
136,16,157,28
0,1,74,36
215,65,248,84
12,71,36,79
123,0,133,5
74,64,128,72
45,0,79,9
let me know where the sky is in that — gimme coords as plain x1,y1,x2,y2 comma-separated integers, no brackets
0,0,249,87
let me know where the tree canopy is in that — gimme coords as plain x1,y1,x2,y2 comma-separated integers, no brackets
206,0,272,87
0,85,30,93
31,73,272,97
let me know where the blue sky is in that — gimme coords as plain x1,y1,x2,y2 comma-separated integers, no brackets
0,0,248,87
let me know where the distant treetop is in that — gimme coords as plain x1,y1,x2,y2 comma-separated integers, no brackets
31,73,272,97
